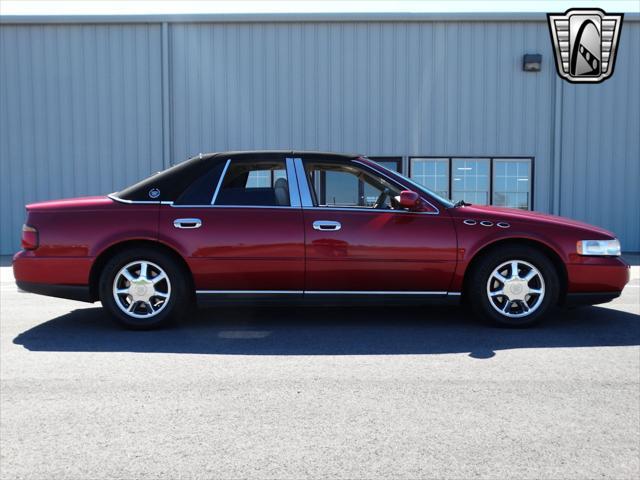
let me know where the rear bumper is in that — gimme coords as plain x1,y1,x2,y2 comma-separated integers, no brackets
13,250,94,302
16,280,92,302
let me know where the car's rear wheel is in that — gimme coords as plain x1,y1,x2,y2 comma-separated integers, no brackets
468,246,560,327
98,248,191,329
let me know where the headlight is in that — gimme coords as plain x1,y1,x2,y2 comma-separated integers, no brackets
576,239,621,256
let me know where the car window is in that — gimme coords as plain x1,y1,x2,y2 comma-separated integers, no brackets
304,162,401,209
174,160,227,205
214,160,290,207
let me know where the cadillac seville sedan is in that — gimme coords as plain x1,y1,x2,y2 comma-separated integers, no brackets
13,151,629,329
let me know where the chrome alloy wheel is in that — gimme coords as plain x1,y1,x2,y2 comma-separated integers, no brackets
486,260,545,319
112,260,171,319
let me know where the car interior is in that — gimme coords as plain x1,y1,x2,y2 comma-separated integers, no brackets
215,162,291,207
305,162,403,210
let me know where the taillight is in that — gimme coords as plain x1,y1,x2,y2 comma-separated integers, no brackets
21,224,39,250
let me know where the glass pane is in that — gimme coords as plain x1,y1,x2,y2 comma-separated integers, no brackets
215,160,289,206
325,170,360,206
245,170,271,188
369,157,401,172
410,158,449,198
305,162,400,209
451,158,490,205
492,159,532,210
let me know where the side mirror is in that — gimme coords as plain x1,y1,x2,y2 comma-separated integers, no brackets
399,190,420,209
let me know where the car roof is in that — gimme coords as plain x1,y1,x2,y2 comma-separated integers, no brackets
201,150,362,160
115,150,364,202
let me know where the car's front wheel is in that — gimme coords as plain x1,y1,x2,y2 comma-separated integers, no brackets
468,246,560,327
98,248,191,329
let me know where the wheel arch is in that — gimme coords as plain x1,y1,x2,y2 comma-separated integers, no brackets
88,239,194,301
462,238,568,304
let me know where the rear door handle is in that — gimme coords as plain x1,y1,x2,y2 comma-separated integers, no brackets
173,218,202,229
312,220,341,231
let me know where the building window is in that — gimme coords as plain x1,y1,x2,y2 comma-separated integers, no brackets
452,158,490,205
409,157,534,210
492,159,532,210
245,169,287,188
409,158,449,198
369,156,402,172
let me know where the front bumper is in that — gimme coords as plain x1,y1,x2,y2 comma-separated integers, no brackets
566,256,630,293
564,291,622,306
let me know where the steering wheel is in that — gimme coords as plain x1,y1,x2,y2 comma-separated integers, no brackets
373,188,391,209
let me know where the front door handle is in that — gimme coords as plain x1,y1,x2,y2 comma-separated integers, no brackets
312,220,341,231
173,218,202,229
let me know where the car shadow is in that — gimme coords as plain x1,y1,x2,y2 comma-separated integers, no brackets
13,304,640,358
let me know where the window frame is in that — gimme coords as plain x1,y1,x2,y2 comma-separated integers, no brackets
304,160,401,210
197,157,298,209
408,156,535,210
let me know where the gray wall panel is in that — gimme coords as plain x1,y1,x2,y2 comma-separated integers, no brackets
169,21,557,208
0,24,163,253
1,19,638,253
559,23,640,250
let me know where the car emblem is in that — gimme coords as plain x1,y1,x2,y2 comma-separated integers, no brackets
148,188,161,199
547,8,623,83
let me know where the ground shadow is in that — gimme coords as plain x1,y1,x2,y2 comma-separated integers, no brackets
13,304,640,358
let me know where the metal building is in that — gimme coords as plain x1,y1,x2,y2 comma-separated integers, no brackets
1,11,639,254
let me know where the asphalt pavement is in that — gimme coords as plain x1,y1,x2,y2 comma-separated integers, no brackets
1,256,639,479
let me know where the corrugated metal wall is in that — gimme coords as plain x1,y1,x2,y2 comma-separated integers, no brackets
559,24,640,250
1,19,638,253
0,24,164,252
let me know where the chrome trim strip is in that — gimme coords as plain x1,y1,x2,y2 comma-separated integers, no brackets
305,291,448,295
196,290,303,294
210,158,231,205
170,204,297,210
195,290,456,296
285,158,301,208
108,193,173,205
303,206,437,215
353,159,440,215
293,157,314,207
447,292,462,296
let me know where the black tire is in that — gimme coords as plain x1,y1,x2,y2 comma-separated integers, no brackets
467,245,560,327
98,247,192,329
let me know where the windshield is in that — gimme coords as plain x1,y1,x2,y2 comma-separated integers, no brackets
362,159,455,208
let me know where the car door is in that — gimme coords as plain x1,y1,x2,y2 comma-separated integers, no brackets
296,156,458,294
158,154,305,292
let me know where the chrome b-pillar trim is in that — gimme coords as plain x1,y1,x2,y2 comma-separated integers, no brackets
285,158,302,208
292,157,314,207
210,158,231,205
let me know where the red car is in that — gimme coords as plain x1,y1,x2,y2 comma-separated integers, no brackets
13,151,630,329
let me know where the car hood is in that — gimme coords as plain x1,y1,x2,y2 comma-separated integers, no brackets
452,205,615,237
26,195,116,211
